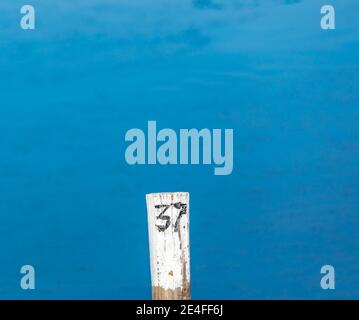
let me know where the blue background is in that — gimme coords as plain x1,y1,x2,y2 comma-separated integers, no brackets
0,0,358,299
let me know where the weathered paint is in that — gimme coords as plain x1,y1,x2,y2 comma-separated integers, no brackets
146,192,190,300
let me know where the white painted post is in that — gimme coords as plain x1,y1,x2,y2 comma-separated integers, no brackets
146,192,190,300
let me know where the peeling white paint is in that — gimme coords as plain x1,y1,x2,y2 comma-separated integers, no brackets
146,192,190,291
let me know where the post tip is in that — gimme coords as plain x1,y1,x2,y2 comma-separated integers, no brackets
146,192,189,199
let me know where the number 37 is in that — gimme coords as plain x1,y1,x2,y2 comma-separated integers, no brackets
154,202,187,232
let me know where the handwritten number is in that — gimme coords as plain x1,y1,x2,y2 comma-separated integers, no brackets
155,205,171,232
155,202,187,232
173,203,187,232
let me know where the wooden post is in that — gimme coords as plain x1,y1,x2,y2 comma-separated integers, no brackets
146,192,190,300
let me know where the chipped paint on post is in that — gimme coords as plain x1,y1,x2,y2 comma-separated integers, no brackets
146,192,190,300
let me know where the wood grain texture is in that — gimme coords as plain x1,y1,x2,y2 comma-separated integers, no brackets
146,192,190,300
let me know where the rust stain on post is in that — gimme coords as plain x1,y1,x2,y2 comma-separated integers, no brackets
152,283,191,300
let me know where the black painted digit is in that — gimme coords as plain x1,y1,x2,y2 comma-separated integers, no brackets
173,202,187,232
155,204,171,232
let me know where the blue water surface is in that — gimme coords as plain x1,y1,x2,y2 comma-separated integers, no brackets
0,0,358,299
